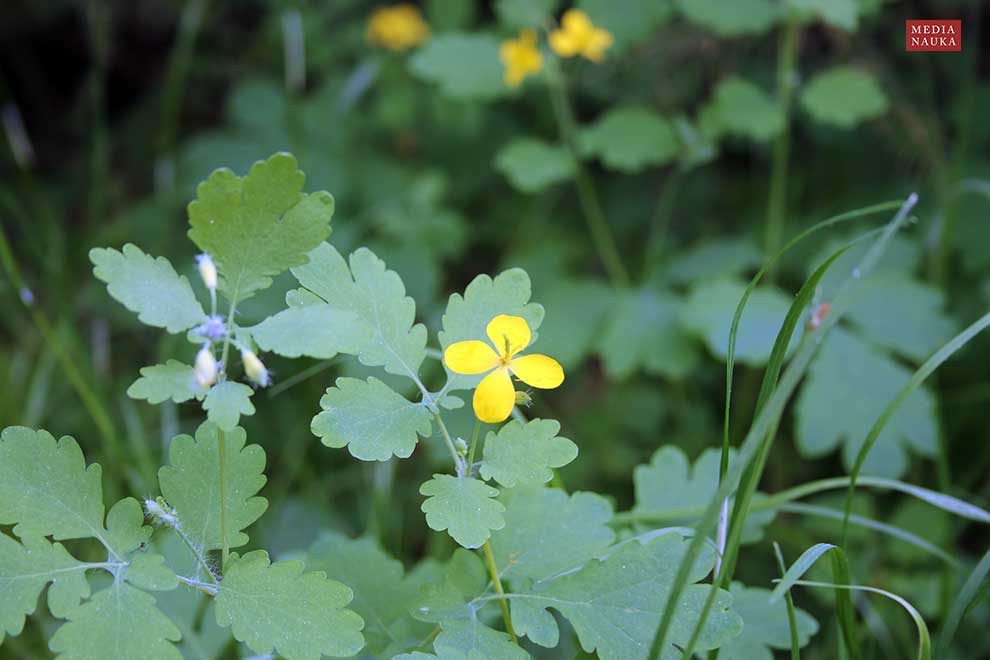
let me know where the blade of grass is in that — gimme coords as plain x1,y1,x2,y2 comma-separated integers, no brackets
612,473,990,526
775,580,931,660
645,194,917,660
772,542,802,660
840,309,990,545
778,503,956,565
935,545,990,655
692,245,858,658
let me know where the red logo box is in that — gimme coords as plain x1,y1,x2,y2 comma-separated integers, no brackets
906,20,962,51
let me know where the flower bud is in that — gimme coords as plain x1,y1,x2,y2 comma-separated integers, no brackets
514,390,533,407
194,344,218,388
455,437,468,457
196,253,218,291
145,496,179,528
242,349,271,387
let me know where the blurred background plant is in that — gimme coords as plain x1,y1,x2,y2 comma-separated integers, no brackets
1,0,988,658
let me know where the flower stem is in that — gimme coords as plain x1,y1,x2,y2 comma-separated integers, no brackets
433,412,464,475
482,541,517,644
763,14,800,278
466,419,482,474
545,57,630,288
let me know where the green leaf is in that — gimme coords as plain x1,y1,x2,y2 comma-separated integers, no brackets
306,532,434,655
790,0,858,30
158,422,267,552
494,138,575,193
249,299,370,359
796,328,938,478
420,475,506,548
597,288,699,380
633,446,775,543
717,582,818,659
841,273,958,362
676,0,777,35
126,360,209,404
203,381,256,431
410,34,508,101
103,498,153,557
187,152,334,303
413,548,487,623
663,237,762,285
480,419,577,487
433,620,528,659
439,268,544,392
680,278,793,366
703,77,783,142
490,486,615,583
577,0,674,52
291,243,428,381
90,244,206,333
536,278,612,369
0,428,105,542
0,533,90,641
49,582,182,659
800,68,888,128
214,550,365,660
124,553,179,592
510,533,742,658
580,107,680,172
311,377,433,462
495,0,558,28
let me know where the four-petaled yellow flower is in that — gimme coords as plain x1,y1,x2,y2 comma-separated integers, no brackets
367,4,430,52
444,315,564,423
500,29,543,87
549,9,613,62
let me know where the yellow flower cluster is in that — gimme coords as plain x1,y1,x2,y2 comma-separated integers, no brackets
367,4,430,52
500,9,613,87
444,315,564,423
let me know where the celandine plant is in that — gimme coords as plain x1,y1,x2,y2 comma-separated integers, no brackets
3,153,989,660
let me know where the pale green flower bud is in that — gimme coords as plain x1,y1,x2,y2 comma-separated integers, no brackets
194,344,217,388
242,349,271,387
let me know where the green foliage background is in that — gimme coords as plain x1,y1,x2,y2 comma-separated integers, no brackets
1,0,989,658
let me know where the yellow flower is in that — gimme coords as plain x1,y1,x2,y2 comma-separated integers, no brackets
444,314,564,423
548,9,613,62
500,29,543,87
367,4,430,52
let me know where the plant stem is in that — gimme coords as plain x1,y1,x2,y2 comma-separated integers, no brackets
482,541,517,644
175,527,217,583
433,412,463,474
763,14,800,276
544,57,630,288
218,428,229,568
466,419,481,474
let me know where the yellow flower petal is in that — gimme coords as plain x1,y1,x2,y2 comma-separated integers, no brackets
473,367,515,423
486,314,531,358
583,29,613,62
548,30,580,57
562,9,594,35
509,354,564,389
444,340,500,375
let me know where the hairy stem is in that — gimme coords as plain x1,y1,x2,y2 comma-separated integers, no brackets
482,541,517,644
433,412,464,475
466,419,481,475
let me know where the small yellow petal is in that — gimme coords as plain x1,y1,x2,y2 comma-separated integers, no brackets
486,314,531,358
444,340,500,375
561,9,593,35
510,354,564,389
549,30,580,57
474,368,515,423
583,29,613,61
